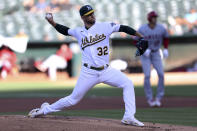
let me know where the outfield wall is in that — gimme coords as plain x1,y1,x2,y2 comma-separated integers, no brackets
15,35,197,76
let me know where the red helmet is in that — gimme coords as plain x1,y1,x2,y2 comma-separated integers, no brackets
147,11,158,22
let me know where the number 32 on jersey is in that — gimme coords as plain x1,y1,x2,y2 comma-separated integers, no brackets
97,46,108,56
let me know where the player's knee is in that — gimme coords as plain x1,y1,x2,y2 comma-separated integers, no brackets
145,75,150,80
123,79,134,89
158,72,164,79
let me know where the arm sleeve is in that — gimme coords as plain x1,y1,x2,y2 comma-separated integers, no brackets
163,38,169,48
163,27,169,48
119,25,137,35
54,23,70,36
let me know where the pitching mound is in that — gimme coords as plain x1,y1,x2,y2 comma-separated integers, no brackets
0,115,196,131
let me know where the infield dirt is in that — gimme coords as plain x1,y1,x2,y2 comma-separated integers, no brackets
0,115,196,131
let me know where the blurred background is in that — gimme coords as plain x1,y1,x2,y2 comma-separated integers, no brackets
0,0,197,80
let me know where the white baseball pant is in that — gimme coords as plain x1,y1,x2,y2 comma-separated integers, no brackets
42,65,136,119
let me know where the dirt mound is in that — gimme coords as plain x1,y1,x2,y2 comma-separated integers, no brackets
0,115,196,131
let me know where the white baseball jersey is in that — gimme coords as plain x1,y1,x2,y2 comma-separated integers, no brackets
138,24,168,51
68,22,120,67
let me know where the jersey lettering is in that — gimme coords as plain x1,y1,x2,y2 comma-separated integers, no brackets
81,34,106,50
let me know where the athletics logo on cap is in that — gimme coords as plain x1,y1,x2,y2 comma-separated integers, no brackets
87,5,91,10
79,5,94,16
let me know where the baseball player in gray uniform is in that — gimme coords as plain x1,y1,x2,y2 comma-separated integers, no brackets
138,11,169,107
28,5,148,126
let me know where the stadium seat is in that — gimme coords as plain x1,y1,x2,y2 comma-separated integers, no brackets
0,0,196,40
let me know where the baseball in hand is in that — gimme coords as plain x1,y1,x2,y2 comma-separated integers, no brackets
46,13,52,19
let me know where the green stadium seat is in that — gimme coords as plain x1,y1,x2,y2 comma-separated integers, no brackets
0,0,196,40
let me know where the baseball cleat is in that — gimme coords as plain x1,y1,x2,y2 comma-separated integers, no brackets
28,102,50,118
121,117,144,127
28,108,44,118
147,100,156,107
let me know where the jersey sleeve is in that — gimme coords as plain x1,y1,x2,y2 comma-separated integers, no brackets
138,26,143,35
163,27,169,38
68,28,77,38
107,22,121,34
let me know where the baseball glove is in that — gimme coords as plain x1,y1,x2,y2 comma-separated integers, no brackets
135,38,148,56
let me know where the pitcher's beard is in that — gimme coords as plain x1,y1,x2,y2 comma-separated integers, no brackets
87,20,95,25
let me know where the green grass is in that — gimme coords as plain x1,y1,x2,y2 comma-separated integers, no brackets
0,82,196,98
1,108,197,127
0,82,70,91
0,82,197,127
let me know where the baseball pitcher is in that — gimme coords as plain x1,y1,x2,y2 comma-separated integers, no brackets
138,11,169,107
28,5,148,126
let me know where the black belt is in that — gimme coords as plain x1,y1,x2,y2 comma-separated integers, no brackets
83,63,109,71
151,49,159,52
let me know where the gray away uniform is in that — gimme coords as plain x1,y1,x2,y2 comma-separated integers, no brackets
138,23,168,101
